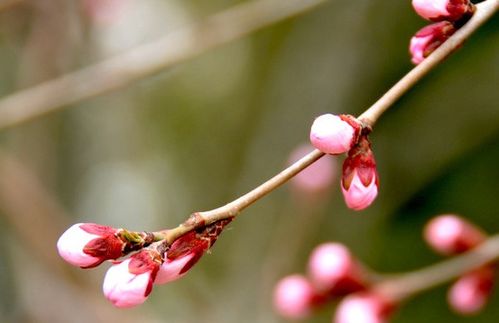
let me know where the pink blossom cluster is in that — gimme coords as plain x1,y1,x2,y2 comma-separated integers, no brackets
57,219,231,307
424,214,495,315
274,214,496,322
409,0,475,64
273,242,395,322
310,114,379,211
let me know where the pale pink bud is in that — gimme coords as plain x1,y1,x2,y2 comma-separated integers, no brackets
334,293,394,323
57,223,124,268
409,21,456,64
155,219,233,284
341,136,379,211
289,144,337,194
342,169,378,211
424,215,486,255
155,253,196,284
308,243,366,295
310,114,360,155
103,250,161,308
448,267,494,315
273,274,315,319
412,0,474,22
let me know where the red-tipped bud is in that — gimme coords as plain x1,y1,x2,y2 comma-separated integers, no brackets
273,274,316,319
448,266,495,315
103,249,161,308
310,114,361,155
289,144,337,194
308,243,367,295
334,293,395,323
409,21,456,65
155,231,207,284
57,223,125,268
341,136,379,211
424,214,486,255
412,0,474,22
156,219,232,284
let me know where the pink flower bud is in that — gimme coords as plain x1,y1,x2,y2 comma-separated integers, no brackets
341,136,379,211
103,249,161,308
273,274,316,319
334,293,394,323
310,114,361,155
155,251,197,284
412,0,474,22
57,223,124,268
409,21,456,64
289,144,337,194
448,266,494,315
424,215,486,255
156,219,232,284
308,243,366,295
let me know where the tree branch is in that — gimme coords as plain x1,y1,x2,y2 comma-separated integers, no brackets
374,233,499,301
159,0,499,244
0,0,328,130
358,0,499,128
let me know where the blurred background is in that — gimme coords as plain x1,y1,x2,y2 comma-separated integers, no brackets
0,0,498,322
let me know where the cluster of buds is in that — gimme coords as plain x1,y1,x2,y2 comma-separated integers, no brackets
424,214,495,315
273,242,397,322
409,0,475,64
274,213,496,322
310,114,379,211
57,219,232,307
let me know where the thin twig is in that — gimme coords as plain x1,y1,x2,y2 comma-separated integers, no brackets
160,0,499,244
0,0,328,130
162,149,325,243
358,0,499,128
374,234,499,301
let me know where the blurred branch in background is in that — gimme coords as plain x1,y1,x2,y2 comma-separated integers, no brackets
375,233,499,301
0,151,155,323
0,0,328,130
0,0,23,13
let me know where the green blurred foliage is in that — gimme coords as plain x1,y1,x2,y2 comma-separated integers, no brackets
0,0,497,322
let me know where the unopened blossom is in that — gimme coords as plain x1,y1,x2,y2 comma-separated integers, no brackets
57,223,124,268
308,242,366,295
341,136,379,211
409,21,456,64
156,218,233,285
273,274,316,319
412,0,474,22
103,249,161,308
334,293,394,323
310,114,361,155
154,231,206,285
448,267,495,315
424,214,485,255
